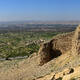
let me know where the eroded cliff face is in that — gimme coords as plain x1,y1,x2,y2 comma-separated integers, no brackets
38,27,77,65
36,25,80,80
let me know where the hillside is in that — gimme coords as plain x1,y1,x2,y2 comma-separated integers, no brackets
0,25,80,80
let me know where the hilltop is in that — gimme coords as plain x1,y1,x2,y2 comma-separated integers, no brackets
0,25,80,80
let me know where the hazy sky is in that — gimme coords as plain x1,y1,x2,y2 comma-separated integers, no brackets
0,0,80,21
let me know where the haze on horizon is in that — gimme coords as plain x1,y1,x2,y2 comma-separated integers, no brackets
0,0,80,22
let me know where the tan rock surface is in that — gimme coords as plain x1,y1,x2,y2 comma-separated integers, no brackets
1,25,80,80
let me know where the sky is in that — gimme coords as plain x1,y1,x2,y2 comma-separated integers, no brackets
0,0,80,21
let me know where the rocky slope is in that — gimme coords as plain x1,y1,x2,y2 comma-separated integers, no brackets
0,25,80,80
38,31,74,65
37,25,80,80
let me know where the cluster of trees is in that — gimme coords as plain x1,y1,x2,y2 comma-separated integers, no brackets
0,42,39,60
0,32,40,60
0,31,61,60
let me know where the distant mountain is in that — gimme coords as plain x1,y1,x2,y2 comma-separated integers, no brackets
0,20,80,25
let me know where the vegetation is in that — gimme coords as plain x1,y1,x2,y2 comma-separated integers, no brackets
0,31,61,59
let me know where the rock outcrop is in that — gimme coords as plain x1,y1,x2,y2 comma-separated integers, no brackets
38,32,74,65
72,25,80,55
36,66,80,80
38,25,80,65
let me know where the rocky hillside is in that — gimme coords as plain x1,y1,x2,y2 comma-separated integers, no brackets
0,25,80,80
38,31,74,65
37,25,80,80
